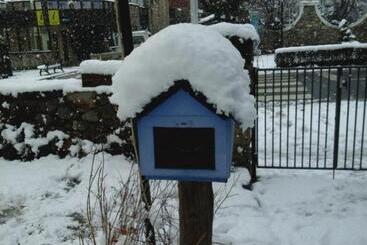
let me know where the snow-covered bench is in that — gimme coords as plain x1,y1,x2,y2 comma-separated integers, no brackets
37,63,64,76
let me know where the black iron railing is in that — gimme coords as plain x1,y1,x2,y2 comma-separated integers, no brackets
254,66,367,170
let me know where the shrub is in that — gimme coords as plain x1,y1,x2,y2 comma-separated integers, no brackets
275,43,367,67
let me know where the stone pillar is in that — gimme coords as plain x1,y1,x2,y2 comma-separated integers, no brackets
147,0,170,34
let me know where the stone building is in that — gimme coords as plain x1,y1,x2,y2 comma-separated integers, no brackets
147,0,170,33
169,0,190,24
147,0,190,30
0,0,148,69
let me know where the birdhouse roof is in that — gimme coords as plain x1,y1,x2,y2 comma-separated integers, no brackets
110,23,256,129
134,80,233,120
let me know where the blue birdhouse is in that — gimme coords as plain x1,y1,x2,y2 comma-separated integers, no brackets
134,80,235,182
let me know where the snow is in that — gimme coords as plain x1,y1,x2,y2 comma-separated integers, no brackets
1,123,70,154
257,100,367,169
80,60,123,75
0,153,132,245
1,153,367,244
276,41,367,54
0,68,112,96
209,22,260,42
1,101,9,109
338,19,348,28
111,23,255,129
199,14,215,24
254,54,276,68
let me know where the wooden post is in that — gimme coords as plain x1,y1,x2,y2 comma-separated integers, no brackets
130,120,156,245
178,181,213,245
115,0,134,57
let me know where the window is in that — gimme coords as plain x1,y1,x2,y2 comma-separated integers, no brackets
82,1,92,9
34,1,42,10
68,1,82,9
37,27,50,50
12,2,26,11
138,0,144,7
23,1,32,10
58,1,70,9
154,127,215,170
48,1,58,9
92,1,102,9
30,27,41,50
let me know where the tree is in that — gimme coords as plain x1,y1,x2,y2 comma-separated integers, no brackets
249,0,300,30
201,0,249,23
318,0,367,25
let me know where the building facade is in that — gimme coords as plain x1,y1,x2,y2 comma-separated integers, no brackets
0,0,148,69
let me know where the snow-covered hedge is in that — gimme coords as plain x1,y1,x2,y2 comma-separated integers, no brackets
275,42,367,67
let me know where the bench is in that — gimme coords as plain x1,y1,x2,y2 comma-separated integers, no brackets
37,63,64,76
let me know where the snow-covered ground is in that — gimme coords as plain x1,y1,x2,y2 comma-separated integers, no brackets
1,153,367,245
254,54,276,69
1,57,367,245
257,101,367,169
0,67,112,96
0,67,81,96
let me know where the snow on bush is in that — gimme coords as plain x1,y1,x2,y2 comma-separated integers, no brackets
80,60,123,75
275,41,367,67
0,123,69,156
275,41,367,54
111,24,256,129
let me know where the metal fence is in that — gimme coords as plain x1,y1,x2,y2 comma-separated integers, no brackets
254,66,367,170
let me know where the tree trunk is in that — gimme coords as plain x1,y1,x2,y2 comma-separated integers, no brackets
178,181,213,245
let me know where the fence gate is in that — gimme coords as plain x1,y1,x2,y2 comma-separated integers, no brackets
254,66,367,170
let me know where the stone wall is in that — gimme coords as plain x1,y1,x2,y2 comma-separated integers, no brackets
260,2,367,52
0,90,133,160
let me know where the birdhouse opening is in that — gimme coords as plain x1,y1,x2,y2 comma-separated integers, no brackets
153,127,215,170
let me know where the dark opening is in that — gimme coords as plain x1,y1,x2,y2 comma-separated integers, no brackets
153,127,215,170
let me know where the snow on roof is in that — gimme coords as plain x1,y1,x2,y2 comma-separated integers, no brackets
209,22,260,43
110,23,255,129
275,41,367,54
80,60,122,75
199,14,215,24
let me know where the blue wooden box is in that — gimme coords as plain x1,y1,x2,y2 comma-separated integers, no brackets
134,81,235,182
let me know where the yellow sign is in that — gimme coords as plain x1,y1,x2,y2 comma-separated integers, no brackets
36,10,45,26
48,10,60,26
36,10,60,26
